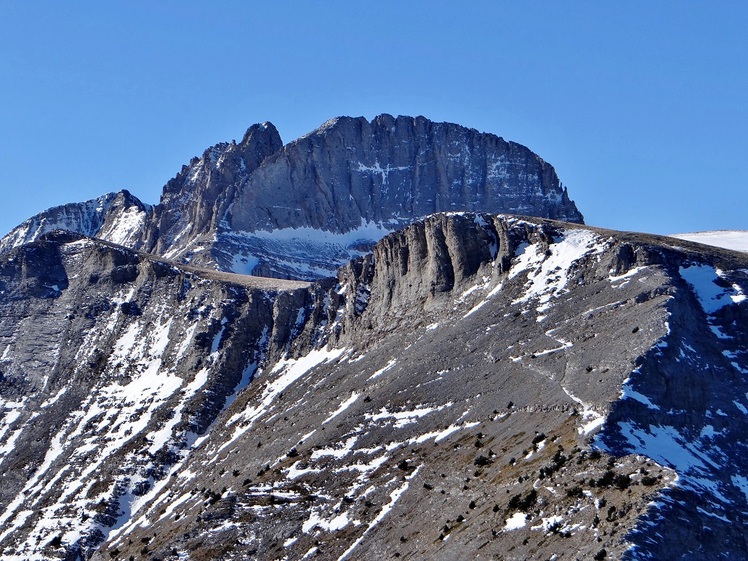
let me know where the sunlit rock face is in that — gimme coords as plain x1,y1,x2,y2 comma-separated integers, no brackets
0,214,747,560
1,115,583,280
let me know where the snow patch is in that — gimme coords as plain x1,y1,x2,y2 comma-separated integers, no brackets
620,377,660,410
323,393,360,425
671,231,748,253
511,229,606,313
366,403,453,428
504,512,527,530
369,358,397,380
679,265,746,314
337,466,422,561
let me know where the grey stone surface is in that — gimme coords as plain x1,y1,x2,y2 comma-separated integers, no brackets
230,115,583,232
1,215,746,560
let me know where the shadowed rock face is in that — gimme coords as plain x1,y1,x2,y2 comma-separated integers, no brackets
1,115,583,280
1,214,747,560
147,122,284,259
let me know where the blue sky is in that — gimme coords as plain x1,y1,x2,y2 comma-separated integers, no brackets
1,2,746,237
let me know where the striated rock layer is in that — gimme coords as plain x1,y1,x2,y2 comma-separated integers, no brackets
0,214,746,560
1,115,583,280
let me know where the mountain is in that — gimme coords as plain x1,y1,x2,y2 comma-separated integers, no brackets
0,191,151,255
0,115,583,280
0,214,747,560
2,116,747,560
671,230,748,253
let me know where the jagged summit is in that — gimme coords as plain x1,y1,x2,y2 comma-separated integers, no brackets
1,115,583,280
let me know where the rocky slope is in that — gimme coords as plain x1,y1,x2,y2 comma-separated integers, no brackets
0,115,583,280
1,214,746,560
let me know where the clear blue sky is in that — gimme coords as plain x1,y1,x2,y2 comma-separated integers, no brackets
1,1,746,237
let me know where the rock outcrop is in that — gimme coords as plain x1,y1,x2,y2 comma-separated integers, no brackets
229,115,582,232
146,122,284,263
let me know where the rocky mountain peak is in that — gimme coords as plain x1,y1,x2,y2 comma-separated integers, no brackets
238,121,283,167
149,122,283,257
2,115,584,280
231,114,582,234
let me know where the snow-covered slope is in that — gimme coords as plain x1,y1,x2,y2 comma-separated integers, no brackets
0,191,150,255
1,214,747,560
671,230,748,253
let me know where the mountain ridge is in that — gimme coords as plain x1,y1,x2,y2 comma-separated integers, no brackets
1,213,747,559
1,115,583,280
2,116,747,560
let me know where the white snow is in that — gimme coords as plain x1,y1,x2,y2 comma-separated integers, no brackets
219,218,393,277
531,515,564,532
211,317,229,353
620,377,660,410
354,161,411,185
671,231,748,253
406,420,481,444
302,510,352,533
560,384,605,435
311,436,359,460
614,422,719,476
504,512,527,530
323,392,360,425
732,475,748,501
368,358,397,380
366,403,452,428
511,229,606,313
227,219,391,250
609,266,649,287
98,204,148,247
337,466,422,561
222,346,347,448
231,253,260,275
679,265,746,314
0,402,24,454
285,461,322,480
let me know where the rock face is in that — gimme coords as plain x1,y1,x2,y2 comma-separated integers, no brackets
1,214,747,560
228,115,581,232
147,122,284,262
1,115,583,279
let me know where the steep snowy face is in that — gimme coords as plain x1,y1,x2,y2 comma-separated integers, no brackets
1,116,584,280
